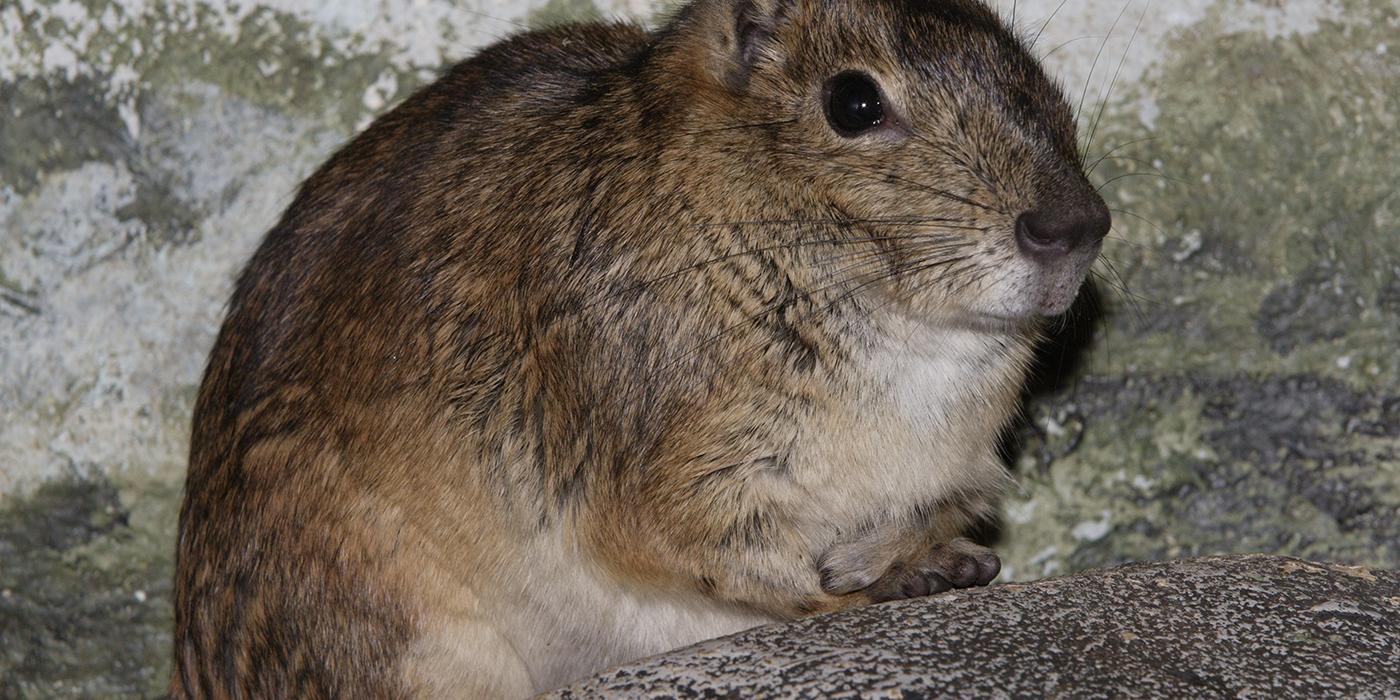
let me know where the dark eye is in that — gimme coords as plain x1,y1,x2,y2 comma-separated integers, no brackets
825,71,885,136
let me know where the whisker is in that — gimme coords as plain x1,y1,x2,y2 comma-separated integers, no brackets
1087,270,1136,326
1089,252,1158,331
1095,170,1182,192
579,233,917,311
1029,0,1074,52
1090,153,1164,174
1098,254,1156,307
691,216,978,229
1093,276,1115,374
461,7,530,30
826,243,976,276
645,252,976,386
582,214,985,314
1043,35,1103,60
905,130,1007,196
709,142,1007,215
817,240,971,281
850,255,994,371
1083,0,1150,163
1075,0,1131,139
817,254,976,322
1086,136,1157,176
825,157,1006,215
1103,235,1146,251
1107,207,1168,240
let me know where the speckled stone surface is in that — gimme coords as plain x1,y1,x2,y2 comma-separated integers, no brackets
547,556,1400,698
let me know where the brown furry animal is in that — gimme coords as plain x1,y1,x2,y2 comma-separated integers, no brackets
172,0,1110,696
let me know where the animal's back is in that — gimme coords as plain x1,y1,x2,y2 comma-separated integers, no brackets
171,23,651,699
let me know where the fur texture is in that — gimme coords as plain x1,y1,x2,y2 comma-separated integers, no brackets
172,0,1109,696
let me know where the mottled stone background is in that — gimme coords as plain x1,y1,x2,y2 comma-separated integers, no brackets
1,0,1396,695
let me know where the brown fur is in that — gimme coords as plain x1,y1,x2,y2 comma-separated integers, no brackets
173,0,1109,697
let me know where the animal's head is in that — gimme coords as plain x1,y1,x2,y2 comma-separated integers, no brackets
667,0,1110,324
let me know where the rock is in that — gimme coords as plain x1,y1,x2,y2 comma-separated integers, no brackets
548,556,1400,698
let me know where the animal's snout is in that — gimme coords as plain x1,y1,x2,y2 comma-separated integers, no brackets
1013,198,1111,262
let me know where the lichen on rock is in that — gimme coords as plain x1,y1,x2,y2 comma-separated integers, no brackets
998,0,1400,582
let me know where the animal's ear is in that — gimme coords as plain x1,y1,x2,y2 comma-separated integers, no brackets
725,0,792,90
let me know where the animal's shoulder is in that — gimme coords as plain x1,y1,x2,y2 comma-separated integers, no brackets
450,22,652,85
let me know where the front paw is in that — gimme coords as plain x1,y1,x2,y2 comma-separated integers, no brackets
863,538,1000,603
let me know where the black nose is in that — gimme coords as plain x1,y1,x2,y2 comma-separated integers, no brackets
1015,202,1111,261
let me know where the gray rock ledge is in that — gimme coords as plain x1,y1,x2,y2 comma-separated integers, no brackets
547,555,1400,699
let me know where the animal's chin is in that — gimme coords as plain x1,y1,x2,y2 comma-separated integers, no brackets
1032,286,1084,317
963,280,1088,325
913,306,1043,335
894,261,1094,331
1021,250,1100,318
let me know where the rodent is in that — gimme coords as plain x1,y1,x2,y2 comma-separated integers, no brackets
171,0,1110,697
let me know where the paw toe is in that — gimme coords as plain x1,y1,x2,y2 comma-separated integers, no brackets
922,539,1001,589
944,555,982,588
901,571,952,598
973,551,1001,586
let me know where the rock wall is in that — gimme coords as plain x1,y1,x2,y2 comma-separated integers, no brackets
1,0,1396,694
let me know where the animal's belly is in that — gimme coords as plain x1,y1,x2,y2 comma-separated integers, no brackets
498,534,777,692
